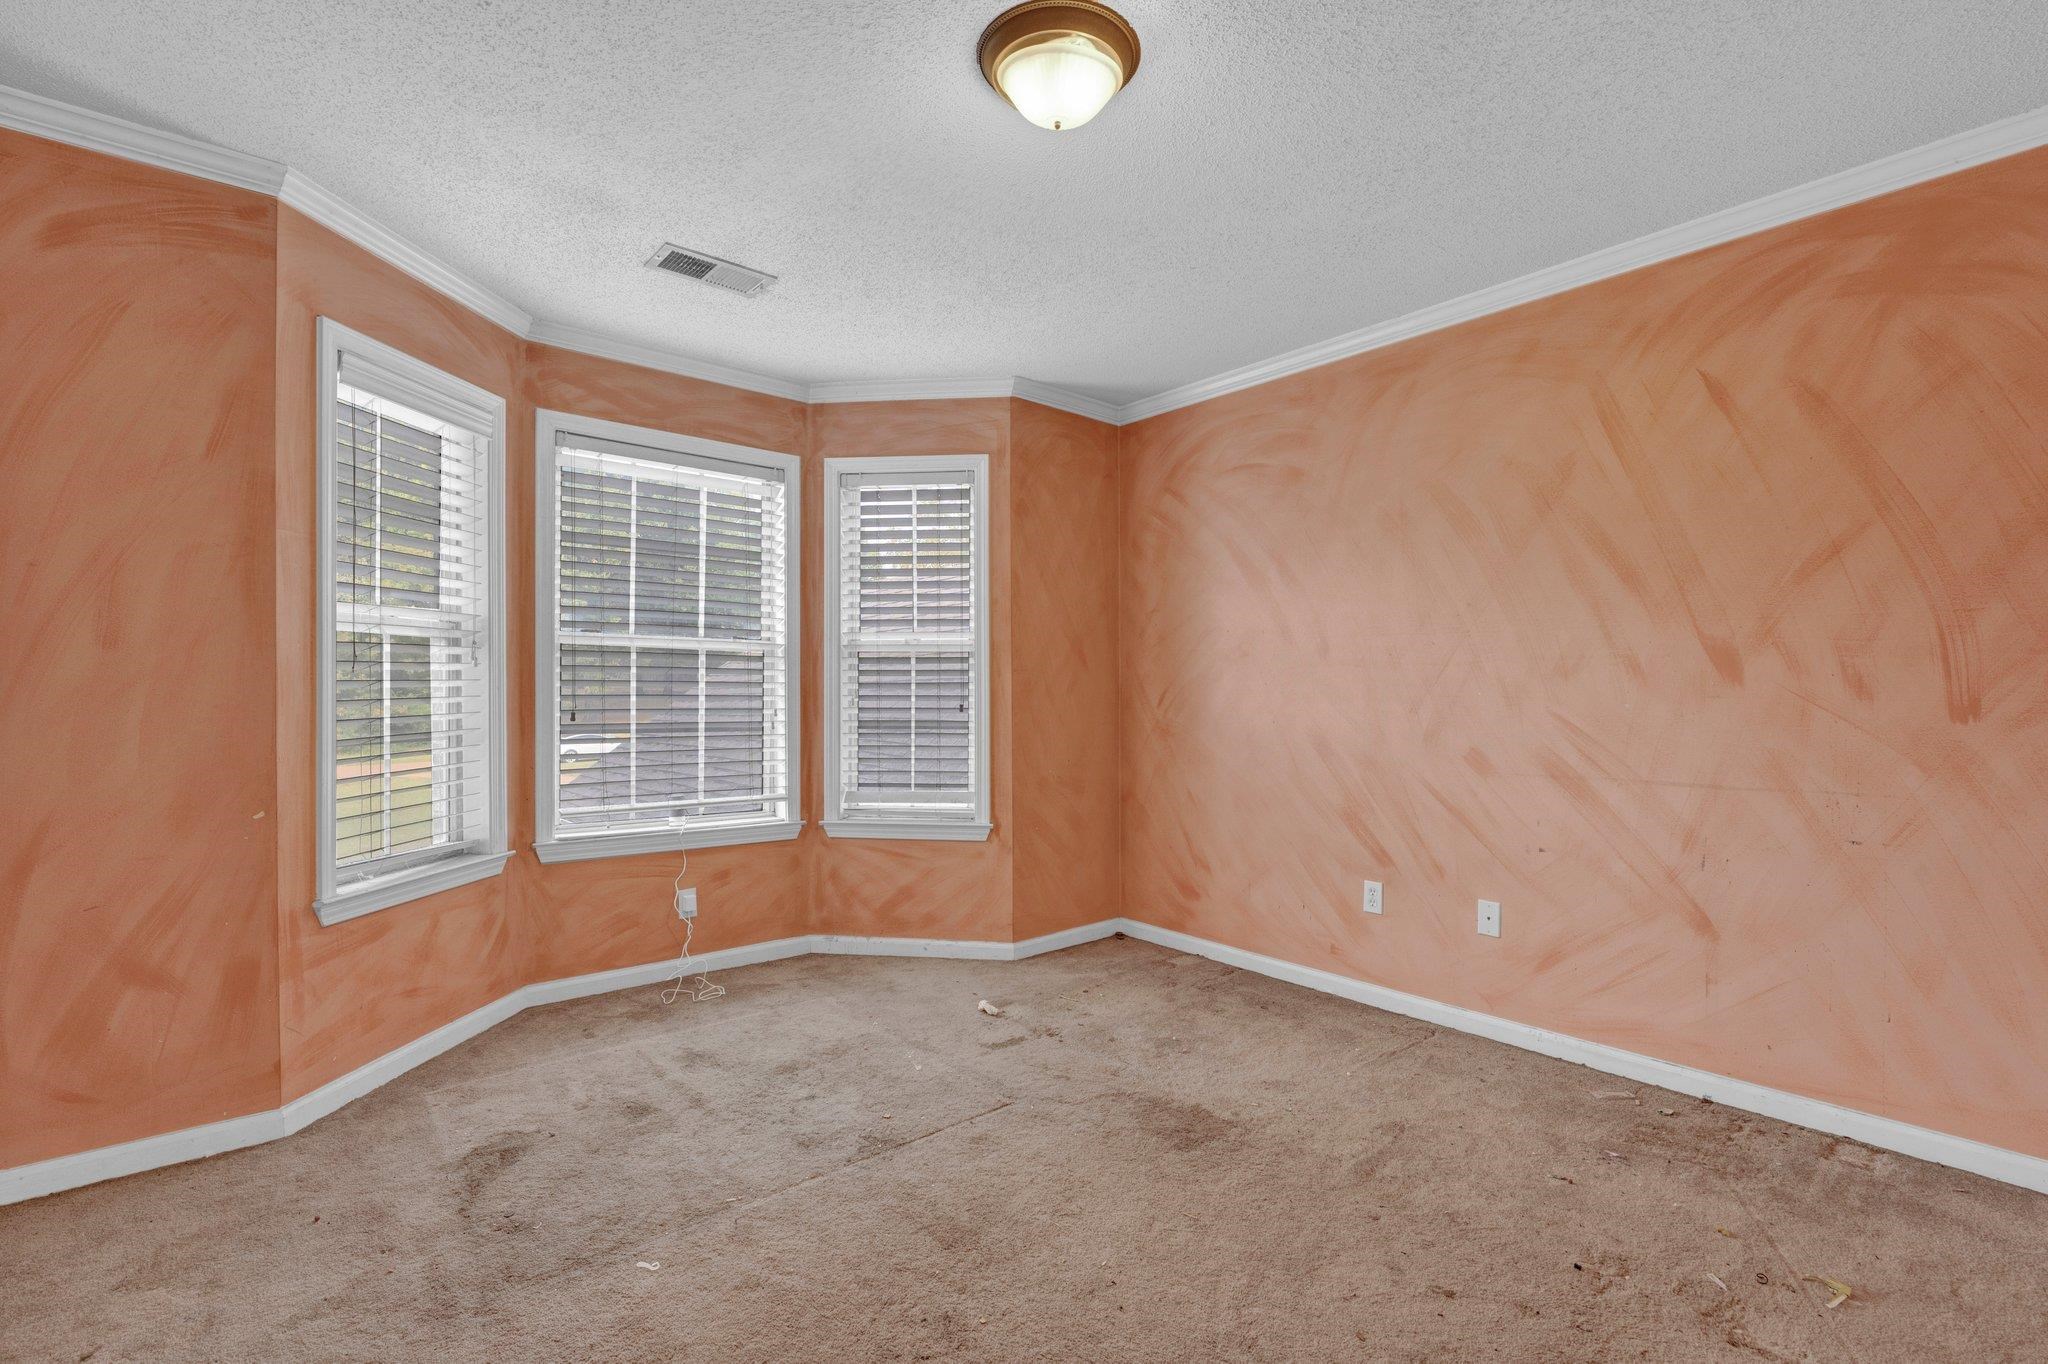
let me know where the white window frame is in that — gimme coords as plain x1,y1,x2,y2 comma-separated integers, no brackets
823,454,992,842
314,318,510,926
533,409,802,862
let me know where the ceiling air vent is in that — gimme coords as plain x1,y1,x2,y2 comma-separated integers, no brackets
644,243,776,297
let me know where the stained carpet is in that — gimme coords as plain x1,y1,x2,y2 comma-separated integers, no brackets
3,937,2042,1362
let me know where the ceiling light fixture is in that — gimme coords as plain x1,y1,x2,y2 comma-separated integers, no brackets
978,2,1141,132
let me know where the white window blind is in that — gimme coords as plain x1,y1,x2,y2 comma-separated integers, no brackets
317,320,508,925
537,418,798,858
826,458,990,838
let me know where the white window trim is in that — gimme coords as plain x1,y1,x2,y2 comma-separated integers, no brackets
822,454,992,843
313,318,510,927
532,409,803,863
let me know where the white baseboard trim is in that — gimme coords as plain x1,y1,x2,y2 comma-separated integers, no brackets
0,1109,283,1210
811,934,1011,960
812,919,1120,962
1113,919,2048,1196
0,926,1119,1206
516,935,818,1007
1009,918,1126,959
9,917,2041,1205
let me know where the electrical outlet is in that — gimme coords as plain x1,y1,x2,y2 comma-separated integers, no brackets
676,887,698,920
1477,898,1501,938
1362,880,1383,915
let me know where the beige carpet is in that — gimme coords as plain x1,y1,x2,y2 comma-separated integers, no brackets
3,936,2041,1362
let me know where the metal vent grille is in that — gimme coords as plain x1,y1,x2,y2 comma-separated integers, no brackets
657,250,716,279
644,243,776,297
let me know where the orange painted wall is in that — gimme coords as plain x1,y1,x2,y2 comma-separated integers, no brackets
1118,148,2048,1158
1010,399,1121,940
1,130,282,1166
17,114,2045,1176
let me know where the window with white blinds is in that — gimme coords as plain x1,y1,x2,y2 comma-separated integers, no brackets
824,456,991,840
535,413,800,861
315,319,508,926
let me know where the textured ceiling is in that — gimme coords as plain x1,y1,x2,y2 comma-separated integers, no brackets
3,1,2046,405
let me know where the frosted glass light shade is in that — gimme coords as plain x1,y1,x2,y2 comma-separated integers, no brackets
978,3,1140,134
994,32,1124,131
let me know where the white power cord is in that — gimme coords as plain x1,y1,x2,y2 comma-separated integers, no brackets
661,849,725,1005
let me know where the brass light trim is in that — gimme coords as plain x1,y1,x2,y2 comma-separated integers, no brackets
977,1,1142,120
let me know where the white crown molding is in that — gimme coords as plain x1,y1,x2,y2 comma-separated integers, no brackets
807,376,1120,425
1116,100,2048,425
7,915,2043,1206
1011,377,1121,425
0,82,286,194
8,79,2048,428
279,170,532,336
807,377,1017,405
526,319,810,401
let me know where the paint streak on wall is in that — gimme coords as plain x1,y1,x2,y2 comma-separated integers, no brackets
1010,399,1121,940
0,131,281,1166
1118,148,2048,1159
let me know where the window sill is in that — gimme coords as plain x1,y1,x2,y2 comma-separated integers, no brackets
534,820,805,864
314,849,513,927
823,818,993,843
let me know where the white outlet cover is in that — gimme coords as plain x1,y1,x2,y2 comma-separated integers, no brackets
1362,880,1383,915
677,887,698,920
1477,899,1501,938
